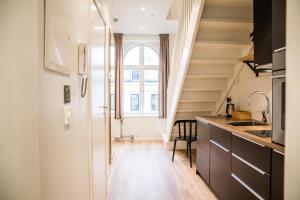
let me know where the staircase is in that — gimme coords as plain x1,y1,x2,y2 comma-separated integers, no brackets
164,0,253,148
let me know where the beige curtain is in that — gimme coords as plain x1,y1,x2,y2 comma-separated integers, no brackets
114,33,123,119
159,34,169,118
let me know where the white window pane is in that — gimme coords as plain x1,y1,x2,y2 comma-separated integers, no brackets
124,46,140,65
144,46,158,65
144,69,158,82
124,69,140,82
151,94,158,111
130,94,140,111
124,81,140,113
144,81,158,113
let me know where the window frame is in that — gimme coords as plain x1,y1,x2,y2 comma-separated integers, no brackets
123,44,159,116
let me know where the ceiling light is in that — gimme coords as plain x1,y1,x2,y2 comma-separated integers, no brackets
141,6,146,11
139,26,144,30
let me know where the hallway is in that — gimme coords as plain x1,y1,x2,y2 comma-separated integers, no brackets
107,141,216,200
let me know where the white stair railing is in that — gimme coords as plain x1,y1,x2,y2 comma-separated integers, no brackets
165,0,205,142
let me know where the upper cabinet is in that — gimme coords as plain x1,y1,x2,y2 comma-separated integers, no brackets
272,0,286,72
253,0,272,68
272,0,286,51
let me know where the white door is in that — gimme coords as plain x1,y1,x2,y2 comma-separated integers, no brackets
90,3,108,200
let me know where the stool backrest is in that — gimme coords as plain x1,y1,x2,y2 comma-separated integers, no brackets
174,120,197,139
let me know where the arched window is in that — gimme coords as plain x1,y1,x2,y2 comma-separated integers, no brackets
123,45,159,115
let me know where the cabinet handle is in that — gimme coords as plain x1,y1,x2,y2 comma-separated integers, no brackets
231,173,265,200
232,133,265,147
274,149,285,155
210,140,229,153
274,47,286,53
272,75,286,79
256,63,272,68
232,153,268,175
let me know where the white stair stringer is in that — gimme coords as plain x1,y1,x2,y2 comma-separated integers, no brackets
165,0,254,149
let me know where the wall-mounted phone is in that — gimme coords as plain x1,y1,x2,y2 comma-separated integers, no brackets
78,43,89,98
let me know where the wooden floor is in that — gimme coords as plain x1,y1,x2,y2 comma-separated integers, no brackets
107,141,216,200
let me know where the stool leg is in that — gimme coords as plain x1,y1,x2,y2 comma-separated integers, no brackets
172,139,177,162
189,142,192,168
186,141,189,157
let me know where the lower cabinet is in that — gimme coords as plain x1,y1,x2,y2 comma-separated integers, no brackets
196,121,210,184
195,120,284,200
230,174,259,200
271,150,284,200
210,139,231,200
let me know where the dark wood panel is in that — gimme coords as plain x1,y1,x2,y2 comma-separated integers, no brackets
210,125,231,150
254,0,272,66
196,121,210,184
272,0,286,51
232,155,270,199
232,134,271,174
230,175,259,200
210,141,231,200
271,151,284,200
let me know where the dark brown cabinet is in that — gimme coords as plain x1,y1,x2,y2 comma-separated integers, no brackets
209,125,231,200
271,150,284,200
254,0,272,67
272,0,286,51
272,0,286,72
230,175,258,200
210,140,231,200
195,120,284,200
196,121,210,184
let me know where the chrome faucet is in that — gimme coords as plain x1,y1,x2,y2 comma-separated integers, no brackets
248,91,270,125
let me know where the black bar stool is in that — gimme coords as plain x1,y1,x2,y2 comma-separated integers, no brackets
171,120,197,167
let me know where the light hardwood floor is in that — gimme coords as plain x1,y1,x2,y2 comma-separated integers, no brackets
107,141,216,200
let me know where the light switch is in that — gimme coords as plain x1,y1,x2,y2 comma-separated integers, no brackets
64,105,72,125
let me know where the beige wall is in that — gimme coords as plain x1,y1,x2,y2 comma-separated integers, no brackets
39,0,92,199
285,0,300,198
229,67,272,121
0,0,41,199
111,117,165,140
0,0,98,199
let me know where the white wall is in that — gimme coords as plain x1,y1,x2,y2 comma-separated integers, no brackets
111,117,165,140
0,1,41,200
228,67,272,121
39,0,92,200
285,0,300,198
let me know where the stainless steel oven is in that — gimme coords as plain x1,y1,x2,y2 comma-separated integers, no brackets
272,70,286,145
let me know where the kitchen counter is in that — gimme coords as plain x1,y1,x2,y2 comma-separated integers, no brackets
196,116,284,153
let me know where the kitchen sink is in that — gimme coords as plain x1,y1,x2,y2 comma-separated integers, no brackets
245,130,272,138
226,121,266,126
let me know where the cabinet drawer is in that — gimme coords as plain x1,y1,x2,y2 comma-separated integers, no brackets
232,154,270,199
196,121,210,184
232,134,271,174
271,150,284,200
230,174,261,200
197,121,210,141
210,125,231,150
210,140,231,200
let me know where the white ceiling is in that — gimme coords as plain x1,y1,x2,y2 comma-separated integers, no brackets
109,0,178,34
